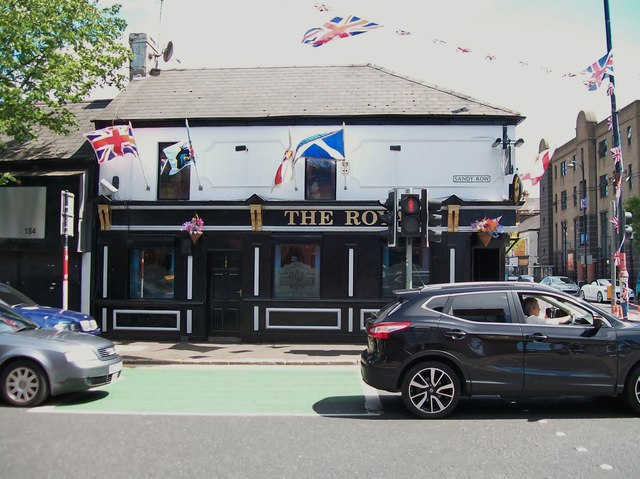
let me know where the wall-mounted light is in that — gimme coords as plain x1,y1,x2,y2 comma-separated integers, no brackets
492,137,524,148
235,145,248,152
390,145,401,151
493,126,525,175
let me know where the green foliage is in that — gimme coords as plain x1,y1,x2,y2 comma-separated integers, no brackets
0,172,16,185
623,196,640,249
0,0,130,145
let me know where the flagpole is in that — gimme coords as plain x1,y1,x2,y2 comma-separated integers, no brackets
185,119,203,190
604,0,627,317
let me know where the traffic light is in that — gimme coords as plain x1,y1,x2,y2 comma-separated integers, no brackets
400,193,421,236
421,188,443,247
379,189,397,247
624,210,633,236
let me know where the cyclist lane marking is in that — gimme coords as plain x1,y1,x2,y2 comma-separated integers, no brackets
34,365,382,417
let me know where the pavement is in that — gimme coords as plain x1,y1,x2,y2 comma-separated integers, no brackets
114,341,365,366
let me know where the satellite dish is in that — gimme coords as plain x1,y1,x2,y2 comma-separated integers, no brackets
163,41,174,63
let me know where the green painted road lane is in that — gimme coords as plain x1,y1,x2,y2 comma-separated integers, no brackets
44,365,380,416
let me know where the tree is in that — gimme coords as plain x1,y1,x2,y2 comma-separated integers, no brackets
0,0,130,145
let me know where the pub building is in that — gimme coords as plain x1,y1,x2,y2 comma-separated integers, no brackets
14,34,527,343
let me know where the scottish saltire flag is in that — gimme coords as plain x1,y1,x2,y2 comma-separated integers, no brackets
302,15,381,47
161,120,197,175
520,148,554,186
84,123,139,164
272,128,345,189
582,51,614,91
293,128,345,161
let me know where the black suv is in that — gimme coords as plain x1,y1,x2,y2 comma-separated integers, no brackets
360,281,640,419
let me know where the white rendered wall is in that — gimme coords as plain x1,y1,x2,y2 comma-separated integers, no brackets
99,123,520,203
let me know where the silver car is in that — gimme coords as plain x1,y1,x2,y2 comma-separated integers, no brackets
540,275,580,296
0,302,122,407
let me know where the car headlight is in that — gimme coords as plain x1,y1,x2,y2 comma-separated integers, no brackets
54,322,80,332
65,348,99,365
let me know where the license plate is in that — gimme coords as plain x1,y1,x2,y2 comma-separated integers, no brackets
109,362,123,375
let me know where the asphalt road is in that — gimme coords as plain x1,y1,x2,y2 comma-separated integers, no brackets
2,364,640,478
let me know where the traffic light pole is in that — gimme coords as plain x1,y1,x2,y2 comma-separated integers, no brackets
406,237,413,289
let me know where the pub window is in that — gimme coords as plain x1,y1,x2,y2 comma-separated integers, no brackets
572,186,577,207
560,161,567,177
627,126,632,146
129,247,175,299
382,247,406,297
628,164,633,190
305,158,336,200
158,141,191,200
274,244,320,298
560,190,567,210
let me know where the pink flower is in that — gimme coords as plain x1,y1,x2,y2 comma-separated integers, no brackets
181,214,204,235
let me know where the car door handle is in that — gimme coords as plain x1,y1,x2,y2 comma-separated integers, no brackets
526,333,549,342
443,330,467,340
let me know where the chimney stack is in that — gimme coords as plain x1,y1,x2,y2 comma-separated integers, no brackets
129,33,159,80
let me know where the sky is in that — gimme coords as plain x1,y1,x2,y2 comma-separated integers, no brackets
99,0,640,197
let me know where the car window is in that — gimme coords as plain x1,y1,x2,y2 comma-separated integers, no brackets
447,292,511,323
518,292,595,325
424,295,448,312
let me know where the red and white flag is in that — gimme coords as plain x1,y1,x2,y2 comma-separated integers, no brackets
520,148,554,186
273,148,295,188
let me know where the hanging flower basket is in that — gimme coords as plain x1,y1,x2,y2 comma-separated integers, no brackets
181,214,204,242
470,216,503,247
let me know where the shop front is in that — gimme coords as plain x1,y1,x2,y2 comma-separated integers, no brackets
94,195,516,343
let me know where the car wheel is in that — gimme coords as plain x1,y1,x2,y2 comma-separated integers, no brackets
401,362,460,419
624,365,640,415
1,360,49,407
597,291,603,303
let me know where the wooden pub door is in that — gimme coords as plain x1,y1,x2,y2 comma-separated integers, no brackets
207,251,243,337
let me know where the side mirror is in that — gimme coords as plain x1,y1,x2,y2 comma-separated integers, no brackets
593,316,605,329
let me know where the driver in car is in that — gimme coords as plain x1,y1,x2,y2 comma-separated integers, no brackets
523,297,572,325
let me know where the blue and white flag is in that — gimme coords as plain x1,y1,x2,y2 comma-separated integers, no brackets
161,119,196,175
294,128,345,161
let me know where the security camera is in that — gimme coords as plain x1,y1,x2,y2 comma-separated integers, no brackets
100,178,118,194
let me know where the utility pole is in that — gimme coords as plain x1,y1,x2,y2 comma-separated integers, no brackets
603,0,628,317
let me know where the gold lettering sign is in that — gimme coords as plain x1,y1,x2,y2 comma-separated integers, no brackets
283,210,383,227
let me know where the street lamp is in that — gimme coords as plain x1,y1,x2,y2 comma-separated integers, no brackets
569,159,587,284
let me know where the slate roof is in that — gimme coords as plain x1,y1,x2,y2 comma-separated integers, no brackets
0,99,111,161
93,64,524,124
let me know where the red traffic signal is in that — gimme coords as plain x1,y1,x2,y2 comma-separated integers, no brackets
401,195,420,215
400,194,421,236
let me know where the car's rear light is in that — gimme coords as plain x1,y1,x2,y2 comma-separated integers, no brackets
367,321,412,339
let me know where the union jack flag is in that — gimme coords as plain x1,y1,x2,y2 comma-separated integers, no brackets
302,15,381,47
611,146,622,164
582,51,614,91
607,81,615,96
611,215,620,233
84,123,139,164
